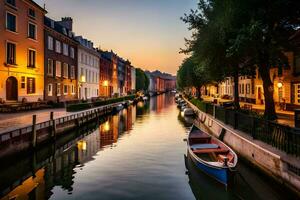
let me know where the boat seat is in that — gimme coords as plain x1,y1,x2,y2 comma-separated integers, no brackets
193,148,229,154
191,144,218,150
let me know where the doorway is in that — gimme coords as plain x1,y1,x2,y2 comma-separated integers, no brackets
6,76,18,101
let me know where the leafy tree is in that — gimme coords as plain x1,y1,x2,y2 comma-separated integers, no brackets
182,0,300,119
177,57,209,99
227,0,300,120
181,0,251,109
136,68,149,91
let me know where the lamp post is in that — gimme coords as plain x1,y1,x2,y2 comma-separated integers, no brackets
79,75,86,100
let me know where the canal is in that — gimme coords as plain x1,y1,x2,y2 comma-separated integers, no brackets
0,93,297,200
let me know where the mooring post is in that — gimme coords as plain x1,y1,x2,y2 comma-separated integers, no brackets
50,111,56,139
32,115,37,148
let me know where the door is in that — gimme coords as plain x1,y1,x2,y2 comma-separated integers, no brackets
6,76,18,101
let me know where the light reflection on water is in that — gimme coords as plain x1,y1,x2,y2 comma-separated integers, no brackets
0,93,297,200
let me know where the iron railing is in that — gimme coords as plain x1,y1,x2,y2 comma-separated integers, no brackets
190,100,300,157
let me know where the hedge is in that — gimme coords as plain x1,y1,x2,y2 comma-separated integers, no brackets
67,95,136,112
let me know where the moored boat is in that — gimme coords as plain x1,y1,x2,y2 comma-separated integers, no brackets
183,107,194,116
187,125,237,186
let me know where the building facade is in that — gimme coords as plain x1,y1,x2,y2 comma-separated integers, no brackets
102,51,118,96
75,36,99,100
99,51,113,97
124,61,132,94
131,67,136,92
117,58,125,95
44,17,78,103
0,0,46,102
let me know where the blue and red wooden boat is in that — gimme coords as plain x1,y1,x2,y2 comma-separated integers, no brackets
187,125,238,186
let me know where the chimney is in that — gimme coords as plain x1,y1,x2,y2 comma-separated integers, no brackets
58,17,73,31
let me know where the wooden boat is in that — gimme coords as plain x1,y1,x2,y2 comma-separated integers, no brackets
187,125,237,186
183,107,194,116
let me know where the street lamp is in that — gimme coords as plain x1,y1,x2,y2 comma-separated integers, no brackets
277,82,283,88
79,75,86,100
80,75,86,83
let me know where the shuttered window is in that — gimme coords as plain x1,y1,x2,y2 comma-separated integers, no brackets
27,77,36,94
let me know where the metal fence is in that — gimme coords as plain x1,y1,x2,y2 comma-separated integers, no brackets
192,100,300,157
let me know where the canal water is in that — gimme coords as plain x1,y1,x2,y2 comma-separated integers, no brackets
0,93,297,200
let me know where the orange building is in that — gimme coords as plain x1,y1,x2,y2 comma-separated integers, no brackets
0,0,46,102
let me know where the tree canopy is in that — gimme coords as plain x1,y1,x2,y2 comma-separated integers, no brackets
136,68,149,91
181,0,300,120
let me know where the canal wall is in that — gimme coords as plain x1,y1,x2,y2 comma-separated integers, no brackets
0,102,124,158
185,99,300,194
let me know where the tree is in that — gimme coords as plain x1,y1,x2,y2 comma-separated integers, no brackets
177,57,209,99
182,0,300,119
181,0,253,109
136,68,149,91
227,0,300,120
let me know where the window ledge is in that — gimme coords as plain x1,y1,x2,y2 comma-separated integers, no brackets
6,29,18,34
4,63,17,67
27,37,37,42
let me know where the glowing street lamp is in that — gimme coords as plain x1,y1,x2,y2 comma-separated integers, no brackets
103,80,109,86
277,82,283,88
80,75,86,83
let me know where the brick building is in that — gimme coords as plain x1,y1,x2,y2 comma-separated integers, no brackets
44,17,78,103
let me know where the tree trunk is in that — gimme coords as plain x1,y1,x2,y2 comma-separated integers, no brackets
258,64,277,120
197,86,202,99
233,69,240,110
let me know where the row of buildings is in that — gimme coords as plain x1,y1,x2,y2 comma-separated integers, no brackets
0,0,137,104
193,32,300,111
145,70,176,95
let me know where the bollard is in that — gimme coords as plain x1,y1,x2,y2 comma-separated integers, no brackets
32,115,37,148
50,112,56,139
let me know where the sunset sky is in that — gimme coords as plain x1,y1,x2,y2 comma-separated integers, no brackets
35,0,197,75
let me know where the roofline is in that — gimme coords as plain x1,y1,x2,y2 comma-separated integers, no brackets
26,0,47,13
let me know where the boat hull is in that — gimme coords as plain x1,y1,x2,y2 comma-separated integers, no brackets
188,150,230,186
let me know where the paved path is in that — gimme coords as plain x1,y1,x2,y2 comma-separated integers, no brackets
0,108,68,134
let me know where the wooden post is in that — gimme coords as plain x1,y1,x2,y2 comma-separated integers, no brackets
213,105,216,118
32,115,37,148
50,112,56,139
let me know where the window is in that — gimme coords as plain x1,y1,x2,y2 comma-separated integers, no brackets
71,85,75,94
295,55,300,74
246,84,250,94
48,84,53,96
28,49,36,68
57,83,61,96
47,59,53,76
63,63,68,78
27,77,35,94
28,23,36,39
6,0,16,6
48,36,53,50
70,66,75,79
6,12,16,32
21,76,25,89
6,42,16,65
70,47,75,59
63,43,68,56
28,8,35,18
63,85,68,95
55,40,61,53
56,61,61,77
